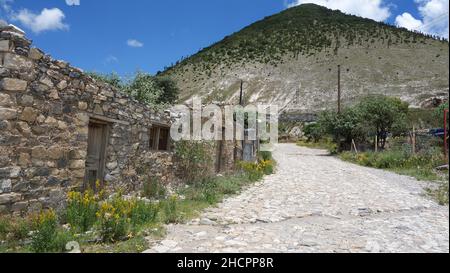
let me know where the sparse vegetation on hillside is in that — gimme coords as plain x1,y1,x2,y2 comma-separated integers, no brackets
163,4,447,79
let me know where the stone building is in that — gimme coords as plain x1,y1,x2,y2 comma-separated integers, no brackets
0,25,239,215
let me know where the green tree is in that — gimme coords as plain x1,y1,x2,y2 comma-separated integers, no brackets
124,72,163,106
153,76,180,104
86,72,123,89
303,122,324,143
358,96,409,149
434,102,449,128
318,106,365,150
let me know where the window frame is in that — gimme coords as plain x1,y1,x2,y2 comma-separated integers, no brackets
149,124,171,152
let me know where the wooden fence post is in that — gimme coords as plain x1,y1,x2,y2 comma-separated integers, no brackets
375,135,378,152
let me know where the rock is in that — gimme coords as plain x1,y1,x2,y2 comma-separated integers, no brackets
1,179,12,193
78,101,88,110
69,160,85,170
39,76,54,88
0,107,18,120
2,53,33,70
70,149,87,159
0,193,21,205
200,218,216,225
0,93,14,106
9,166,21,178
57,120,67,130
106,161,118,170
11,201,28,212
94,104,104,115
44,116,59,127
34,167,50,177
28,48,44,60
31,146,47,159
71,169,85,178
161,240,178,248
0,168,10,179
19,95,34,106
75,113,89,126
20,107,38,122
56,80,68,90
49,89,60,100
17,121,31,135
0,39,11,51
18,153,31,166
47,146,65,160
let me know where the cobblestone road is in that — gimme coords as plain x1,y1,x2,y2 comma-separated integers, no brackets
146,144,449,253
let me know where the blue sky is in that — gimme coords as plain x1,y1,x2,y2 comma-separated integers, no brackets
1,0,448,77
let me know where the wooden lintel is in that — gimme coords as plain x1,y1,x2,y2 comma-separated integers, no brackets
88,113,130,126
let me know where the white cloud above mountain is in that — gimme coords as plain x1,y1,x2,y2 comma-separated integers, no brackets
395,0,449,38
287,0,391,21
395,12,424,31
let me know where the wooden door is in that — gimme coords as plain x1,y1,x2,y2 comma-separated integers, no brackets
84,121,109,192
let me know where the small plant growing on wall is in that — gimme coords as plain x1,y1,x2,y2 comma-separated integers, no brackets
174,140,215,184
142,177,167,200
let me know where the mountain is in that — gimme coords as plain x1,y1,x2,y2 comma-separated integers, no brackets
161,4,449,113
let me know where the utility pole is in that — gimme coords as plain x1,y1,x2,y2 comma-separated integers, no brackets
337,65,341,114
239,80,244,106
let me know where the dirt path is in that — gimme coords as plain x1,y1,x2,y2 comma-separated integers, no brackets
145,144,449,253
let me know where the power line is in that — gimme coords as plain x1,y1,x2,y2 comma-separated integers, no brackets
420,12,449,30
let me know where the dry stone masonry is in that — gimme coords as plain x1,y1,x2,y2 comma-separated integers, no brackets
0,24,190,214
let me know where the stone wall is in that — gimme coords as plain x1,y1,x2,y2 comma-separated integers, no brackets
0,25,178,214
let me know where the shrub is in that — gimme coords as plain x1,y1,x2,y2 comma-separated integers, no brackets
175,141,215,183
129,200,160,227
142,177,166,200
0,217,11,240
161,196,180,224
31,210,68,253
239,161,264,181
258,151,273,161
96,201,129,243
66,190,99,233
303,123,324,142
7,218,32,241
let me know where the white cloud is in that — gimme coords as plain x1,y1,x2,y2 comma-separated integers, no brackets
127,39,144,48
287,0,391,21
12,8,69,33
105,55,119,63
65,0,80,6
0,0,12,13
395,0,448,38
395,12,423,31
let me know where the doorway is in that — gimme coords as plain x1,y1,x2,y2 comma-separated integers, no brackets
84,119,109,192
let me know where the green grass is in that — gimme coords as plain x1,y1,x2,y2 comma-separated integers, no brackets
339,150,449,204
426,182,449,206
297,139,337,154
0,159,275,253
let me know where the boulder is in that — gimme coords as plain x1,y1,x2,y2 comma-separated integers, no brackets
0,107,17,120
0,78,27,91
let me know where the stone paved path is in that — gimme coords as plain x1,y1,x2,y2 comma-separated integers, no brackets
146,144,449,253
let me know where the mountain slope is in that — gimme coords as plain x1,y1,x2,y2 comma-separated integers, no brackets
162,4,449,112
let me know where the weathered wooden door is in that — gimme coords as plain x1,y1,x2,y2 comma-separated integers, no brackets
84,120,109,192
